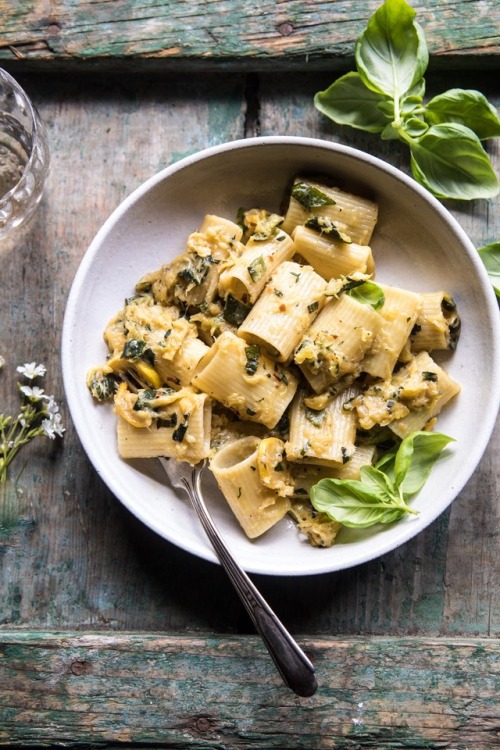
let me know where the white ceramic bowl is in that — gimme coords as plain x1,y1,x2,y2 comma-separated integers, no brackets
62,136,500,576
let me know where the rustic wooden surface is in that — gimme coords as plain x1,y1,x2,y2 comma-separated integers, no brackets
0,1,499,745
0,0,499,70
1,632,499,748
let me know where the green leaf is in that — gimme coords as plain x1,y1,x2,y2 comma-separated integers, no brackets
310,478,407,527
409,123,500,200
394,431,454,498
425,89,500,140
355,0,429,100
346,280,385,309
314,72,392,134
291,181,335,210
477,243,500,298
358,465,396,502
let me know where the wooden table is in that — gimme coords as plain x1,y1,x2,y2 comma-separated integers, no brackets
1,2,499,747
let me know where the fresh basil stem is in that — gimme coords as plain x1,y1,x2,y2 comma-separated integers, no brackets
314,0,500,201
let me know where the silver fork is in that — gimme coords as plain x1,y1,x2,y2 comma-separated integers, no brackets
159,457,318,697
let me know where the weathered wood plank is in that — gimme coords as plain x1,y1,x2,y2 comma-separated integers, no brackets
0,71,498,641
0,0,499,70
0,632,498,748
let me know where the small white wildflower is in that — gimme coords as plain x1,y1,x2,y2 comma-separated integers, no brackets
42,412,65,439
45,395,60,414
17,362,47,379
20,385,46,400
0,355,5,369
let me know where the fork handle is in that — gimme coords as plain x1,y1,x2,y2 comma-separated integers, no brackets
182,467,317,698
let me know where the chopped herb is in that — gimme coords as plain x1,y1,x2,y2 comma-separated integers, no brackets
157,413,178,429
133,389,157,411
245,345,261,376
305,216,352,243
307,301,319,314
300,439,312,456
246,407,257,416
177,255,219,286
237,487,242,498
422,371,438,382
290,271,301,283
274,365,288,384
252,213,284,241
291,181,336,210
172,414,190,442
274,288,284,297
248,256,267,282
88,371,116,401
122,339,146,361
341,446,350,464
223,294,252,326
305,407,326,427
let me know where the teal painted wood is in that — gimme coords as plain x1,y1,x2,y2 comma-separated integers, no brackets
0,632,498,748
0,0,499,70
0,70,498,643
0,73,500,648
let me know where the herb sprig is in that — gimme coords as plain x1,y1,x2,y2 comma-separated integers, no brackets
314,0,500,201
310,431,453,528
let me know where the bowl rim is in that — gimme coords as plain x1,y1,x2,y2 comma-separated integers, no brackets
62,135,500,575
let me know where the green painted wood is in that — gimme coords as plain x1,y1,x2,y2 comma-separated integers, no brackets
0,631,498,748
0,0,499,70
0,71,499,643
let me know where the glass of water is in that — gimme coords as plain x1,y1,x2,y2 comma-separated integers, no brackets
0,68,50,239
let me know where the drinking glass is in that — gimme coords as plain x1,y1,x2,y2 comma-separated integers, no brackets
0,68,50,239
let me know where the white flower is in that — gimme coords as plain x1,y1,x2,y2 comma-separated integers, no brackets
19,385,46,400
45,395,60,414
42,412,65,439
17,362,47,379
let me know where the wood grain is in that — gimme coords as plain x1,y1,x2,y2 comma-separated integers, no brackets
0,631,499,748
0,71,498,643
0,0,499,70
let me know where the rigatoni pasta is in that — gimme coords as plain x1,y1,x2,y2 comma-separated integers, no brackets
87,178,461,548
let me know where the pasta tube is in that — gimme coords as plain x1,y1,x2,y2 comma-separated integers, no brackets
295,293,383,393
292,225,374,280
361,283,420,380
116,387,212,464
282,178,378,245
218,228,295,304
192,331,299,428
238,261,327,362
286,386,358,466
210,436,291,538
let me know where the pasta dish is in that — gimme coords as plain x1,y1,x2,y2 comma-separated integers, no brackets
87,177,461,547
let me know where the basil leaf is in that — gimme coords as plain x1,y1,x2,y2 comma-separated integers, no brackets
358,465,395,503
409,123,500,200
425,89,500,140
291,182,335,210
346,280,385,309
314,72,392,134
355,0,428,99
310,478,406,527
477,243,500,298
394,431,454,497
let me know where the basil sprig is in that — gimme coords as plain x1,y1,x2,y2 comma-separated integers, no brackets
314,0,500,201
310,431,454,528
477,243,500,299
